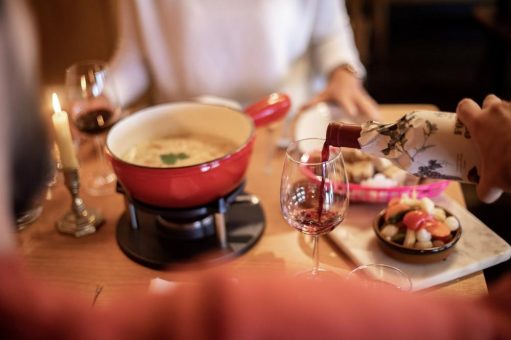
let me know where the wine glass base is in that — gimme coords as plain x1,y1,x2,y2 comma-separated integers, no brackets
86,173,116,196
296,268,341,281
16,205,43,231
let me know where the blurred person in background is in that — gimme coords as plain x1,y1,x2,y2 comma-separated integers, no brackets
109,0,379,123
1,1,511,339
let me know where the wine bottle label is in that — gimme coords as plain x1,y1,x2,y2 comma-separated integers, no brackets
358,111,480,183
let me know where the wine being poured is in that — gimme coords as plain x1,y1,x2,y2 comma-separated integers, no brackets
317,141,330,220
280,138,348,278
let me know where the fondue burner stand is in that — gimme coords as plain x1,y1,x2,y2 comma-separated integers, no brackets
115,182,265,269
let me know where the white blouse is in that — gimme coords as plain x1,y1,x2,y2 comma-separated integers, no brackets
110,0,365,110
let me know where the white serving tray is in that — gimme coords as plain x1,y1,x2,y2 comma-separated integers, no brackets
328,195,511,290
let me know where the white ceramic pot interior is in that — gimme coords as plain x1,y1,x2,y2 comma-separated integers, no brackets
107,103,254,161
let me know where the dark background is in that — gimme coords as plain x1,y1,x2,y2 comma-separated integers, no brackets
365,1,510,110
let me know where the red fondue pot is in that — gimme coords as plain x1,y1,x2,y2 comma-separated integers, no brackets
106,93,290,208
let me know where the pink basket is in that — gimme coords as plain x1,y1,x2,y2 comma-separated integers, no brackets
301,166,450,203
347,180,450,203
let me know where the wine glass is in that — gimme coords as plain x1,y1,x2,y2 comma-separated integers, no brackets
65,60,121,195
280,138,349,279
347,264,412,291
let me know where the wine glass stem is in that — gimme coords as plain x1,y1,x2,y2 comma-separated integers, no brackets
93,136,109,177
311,235,320,276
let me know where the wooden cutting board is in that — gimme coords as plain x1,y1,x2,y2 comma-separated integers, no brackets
328,195,511,291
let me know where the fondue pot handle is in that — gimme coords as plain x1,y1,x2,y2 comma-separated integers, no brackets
244,93,291,127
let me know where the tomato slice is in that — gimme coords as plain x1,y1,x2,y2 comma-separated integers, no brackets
424,220,452,239
403,210,430,230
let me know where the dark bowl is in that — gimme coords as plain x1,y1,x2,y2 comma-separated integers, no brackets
373,208,462,264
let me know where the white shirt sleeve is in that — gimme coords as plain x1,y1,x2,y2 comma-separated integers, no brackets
109,0,150,107
310,0,366,78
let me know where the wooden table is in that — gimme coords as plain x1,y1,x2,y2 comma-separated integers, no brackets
17,104,487,306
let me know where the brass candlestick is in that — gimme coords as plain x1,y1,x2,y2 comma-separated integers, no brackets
56,168,104,237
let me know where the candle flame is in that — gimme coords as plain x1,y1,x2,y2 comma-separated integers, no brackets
52,93,62,113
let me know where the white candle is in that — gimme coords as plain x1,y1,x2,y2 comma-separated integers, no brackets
51,93,79,169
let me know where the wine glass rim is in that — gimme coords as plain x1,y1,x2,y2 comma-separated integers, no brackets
286,138,343,165
350,263,407,274
65,60,108,74
348,263,413,291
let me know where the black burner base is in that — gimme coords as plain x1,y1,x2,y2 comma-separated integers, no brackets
116,194,265,269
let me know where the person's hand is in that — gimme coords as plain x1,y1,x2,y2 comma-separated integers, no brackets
303,66,380,120
456,94,511,203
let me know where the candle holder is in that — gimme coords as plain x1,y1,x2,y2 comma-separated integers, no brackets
56,168,104,237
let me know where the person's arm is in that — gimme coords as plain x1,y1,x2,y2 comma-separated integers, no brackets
456,94,511,203
109,0,150,108
1,258,510,340
305,0,379,119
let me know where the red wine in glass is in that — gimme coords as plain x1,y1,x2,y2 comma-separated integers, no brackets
66,61,120,196
280,138,348,278
74,108,114,135
290,208,343,235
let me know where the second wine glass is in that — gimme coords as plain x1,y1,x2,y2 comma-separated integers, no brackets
65,61,121,196
280,138,349,279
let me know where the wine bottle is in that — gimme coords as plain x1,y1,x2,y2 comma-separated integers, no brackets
326,110,480,183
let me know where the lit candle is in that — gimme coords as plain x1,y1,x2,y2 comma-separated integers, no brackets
51,93,79,169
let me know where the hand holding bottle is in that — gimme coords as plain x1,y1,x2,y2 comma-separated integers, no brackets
326,110,481,183
325,94,511,204
456,95,511,203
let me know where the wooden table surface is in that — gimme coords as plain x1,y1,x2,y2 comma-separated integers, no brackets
17,104,487,306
